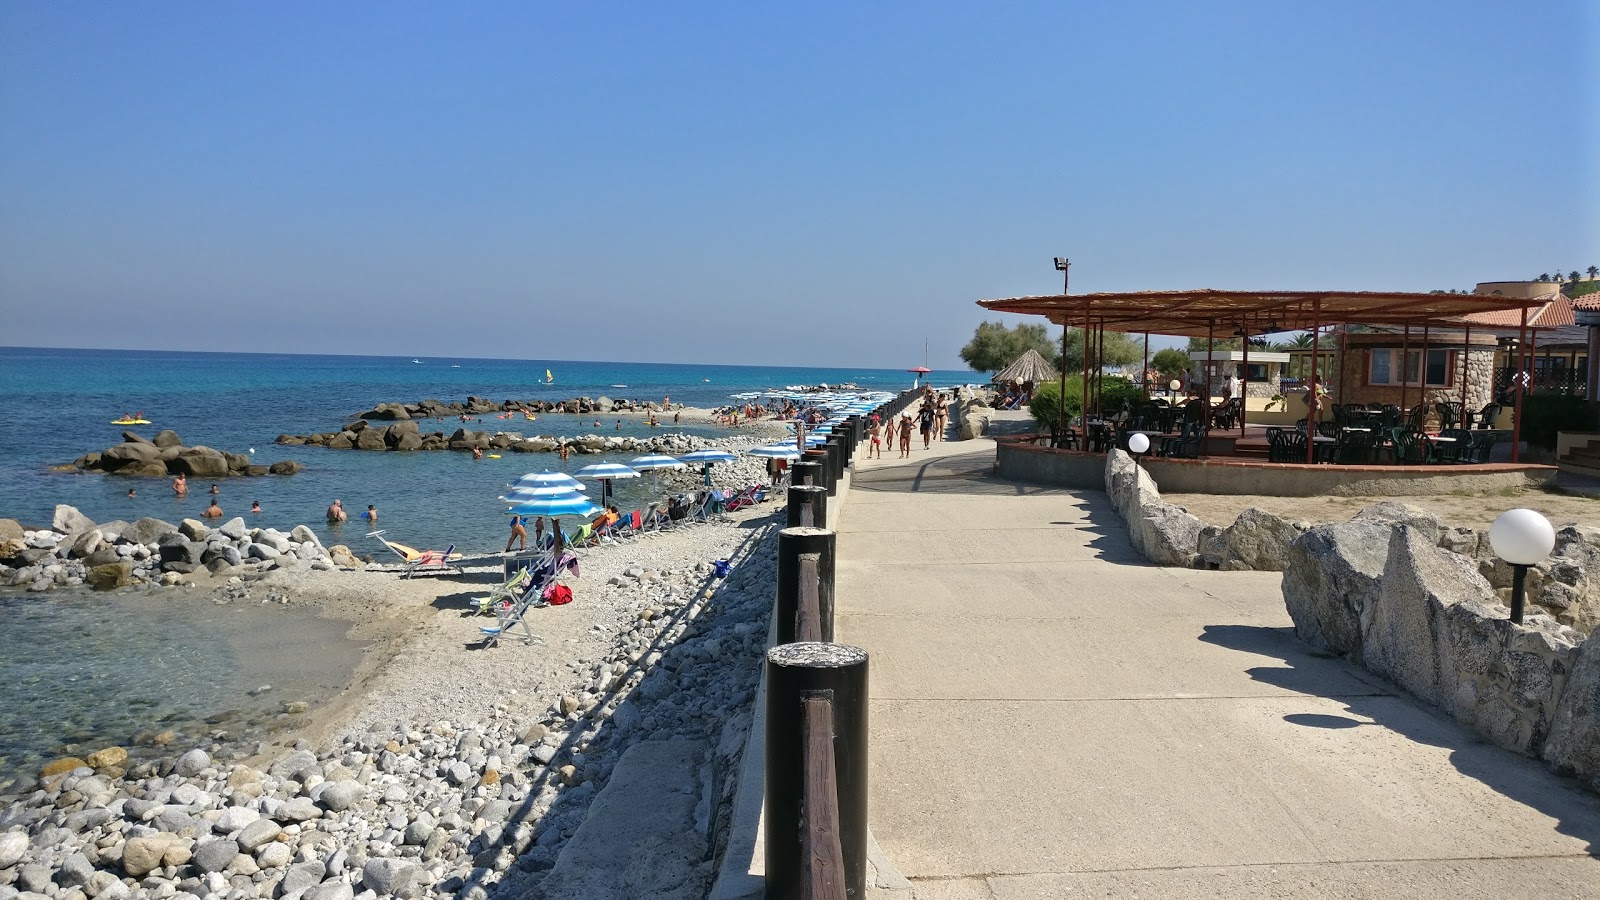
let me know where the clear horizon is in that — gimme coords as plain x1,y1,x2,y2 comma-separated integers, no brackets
2,2,1594,369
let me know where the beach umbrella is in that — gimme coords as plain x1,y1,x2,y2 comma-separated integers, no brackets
678,448,738,486
574,462,640,507
628,454,688,495
908,365,932,388
746,444,803,459
506,488,601,553
511,471,583,492
501,484,588,503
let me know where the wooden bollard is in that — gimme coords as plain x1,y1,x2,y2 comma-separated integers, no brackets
775,526,834,644
765,642,869,900
786,484,828,529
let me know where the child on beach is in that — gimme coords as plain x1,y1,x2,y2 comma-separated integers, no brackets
363,504,377,522
918,403,935,449
867,417,883,458
898,415,913,458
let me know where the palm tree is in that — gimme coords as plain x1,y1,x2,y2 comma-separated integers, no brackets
1570,271,1582,283
1538,273,1551,282
1587,265,1598,280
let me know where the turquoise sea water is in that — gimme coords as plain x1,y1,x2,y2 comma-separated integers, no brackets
0,347,968,782
0,347,967,551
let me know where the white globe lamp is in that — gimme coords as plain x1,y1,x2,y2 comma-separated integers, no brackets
1488,508,1555,623
1128,432,1151,455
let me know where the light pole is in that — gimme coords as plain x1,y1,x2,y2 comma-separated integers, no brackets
1054,257,1071,444
1488,508,1556,624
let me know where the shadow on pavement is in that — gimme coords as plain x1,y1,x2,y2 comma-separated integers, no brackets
1201,623,1600,859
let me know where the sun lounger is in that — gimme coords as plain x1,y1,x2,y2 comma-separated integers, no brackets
469,567,533,616
368,531,464,578
479,550,579,647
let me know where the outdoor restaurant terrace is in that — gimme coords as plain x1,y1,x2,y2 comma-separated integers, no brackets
975,287,1562,495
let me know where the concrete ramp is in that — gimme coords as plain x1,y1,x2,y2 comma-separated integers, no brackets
525,740,712,900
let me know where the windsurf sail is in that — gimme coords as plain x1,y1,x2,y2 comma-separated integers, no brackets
545,369,554,383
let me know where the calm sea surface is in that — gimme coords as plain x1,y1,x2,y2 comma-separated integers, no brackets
0,347,968,551
0,347,968,784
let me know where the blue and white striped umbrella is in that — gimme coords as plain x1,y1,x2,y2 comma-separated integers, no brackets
746,444,803,459
574,462,639,506
628,454,689,471
511,471,584,491
678,449,738,464
574,463,640,481
506,490,600,519
501,484,587,502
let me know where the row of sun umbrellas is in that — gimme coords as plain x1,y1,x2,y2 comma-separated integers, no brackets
500,392,894,527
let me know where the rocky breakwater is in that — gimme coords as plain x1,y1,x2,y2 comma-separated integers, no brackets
0,524,779,900
0,507,356,593
1282,503,1600,794
358,396,662,421
74,432,302,480
279,422,726,457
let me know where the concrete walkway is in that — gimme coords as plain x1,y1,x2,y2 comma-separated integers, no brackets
835,435,1600,899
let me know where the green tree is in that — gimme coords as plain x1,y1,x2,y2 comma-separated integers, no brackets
1586,265,1597,280
1063,327,1143,372
959,321,1057,373
1027,376,1145,429
1150,347,1190,379
1186,336,1240,352
1570,270,1582,283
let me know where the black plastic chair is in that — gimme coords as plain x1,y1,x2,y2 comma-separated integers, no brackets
1464,430,1498,463
1476,403,1502,430
1334,430,1377,465
1389,427,1432,465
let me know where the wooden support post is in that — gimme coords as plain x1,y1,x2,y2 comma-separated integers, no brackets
786,485,828,530
766,643,869,900
1513,308,1527,462
1307,300,1321,464
775,527,835,644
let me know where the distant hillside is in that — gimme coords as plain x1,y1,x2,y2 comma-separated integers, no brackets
1563,279,1599,301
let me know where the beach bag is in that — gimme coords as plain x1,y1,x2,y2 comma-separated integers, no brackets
543,583,573,606
712,559,732,579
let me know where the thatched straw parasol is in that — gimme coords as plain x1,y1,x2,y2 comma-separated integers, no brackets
991,348,1055,385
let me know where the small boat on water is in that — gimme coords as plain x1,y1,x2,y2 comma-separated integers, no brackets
610,384,627,388
412,359,422,364
451,364,461,368
111,415,151,425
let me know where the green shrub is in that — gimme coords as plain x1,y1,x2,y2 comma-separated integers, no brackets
1028,376,1144,428
1519,394,1600,450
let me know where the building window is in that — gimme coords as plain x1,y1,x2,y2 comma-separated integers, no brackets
1368,349,1451,387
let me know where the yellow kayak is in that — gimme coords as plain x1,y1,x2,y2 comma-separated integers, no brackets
111,418,151,425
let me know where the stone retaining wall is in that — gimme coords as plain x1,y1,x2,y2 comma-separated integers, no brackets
1283,520,1600,793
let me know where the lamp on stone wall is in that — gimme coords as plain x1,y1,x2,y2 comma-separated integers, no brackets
1128,431,1150,466
1488,508,1556,624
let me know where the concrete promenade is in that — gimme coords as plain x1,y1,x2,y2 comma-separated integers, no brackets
835,435,1600,898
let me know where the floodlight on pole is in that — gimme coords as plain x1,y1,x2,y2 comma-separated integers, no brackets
1488,508,1556,624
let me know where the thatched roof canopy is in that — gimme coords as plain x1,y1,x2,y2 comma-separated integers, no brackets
977,289,1548,338
991,348,1055,384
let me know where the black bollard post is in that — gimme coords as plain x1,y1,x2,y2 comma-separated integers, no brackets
774,526,835,644
825,434,846,486
803,448,836,497
765,642,869,900
785,484,828,529
791,459,823,491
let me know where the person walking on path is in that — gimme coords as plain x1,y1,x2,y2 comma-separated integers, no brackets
933,395,948,441
506,514,527,552
867,416,883,459
898,414,914,458
918,403,936,449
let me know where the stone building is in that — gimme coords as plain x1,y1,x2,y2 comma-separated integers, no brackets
1186,350,1288,399
1331,326,1498,413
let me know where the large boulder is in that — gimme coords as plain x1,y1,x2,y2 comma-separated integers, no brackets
1221,507,1304,571
171,447,230,478
0,518,24,542
394,431,424,452
87,561,135,591
151,429,183,448
52,505,95,534
119,517,177,545
223,451,251,473
69,529,105,558
120,460,171,477
355,427,389,451
179,518,210,541
1350,501,1440,545
326,432,356,450
1544,636,1600,792
1541,525,1600,633
99,442,164,466
268,460,302,475
1103,449,1203,567
1281,519,1392,657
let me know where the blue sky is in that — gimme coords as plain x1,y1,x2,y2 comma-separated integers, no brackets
1,1,1593,368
